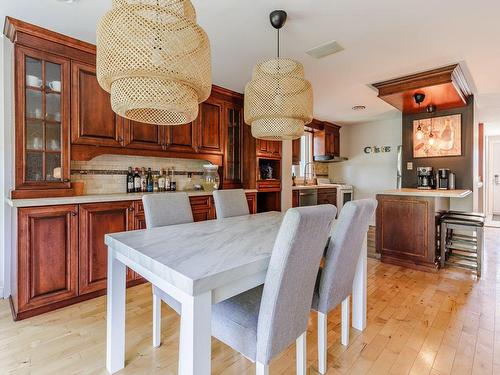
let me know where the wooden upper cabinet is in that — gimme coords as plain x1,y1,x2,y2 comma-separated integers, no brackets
14,46,72,194
223,100,243,188
123,120,165,151
292,138,301,165
17,205,78,314
70,61,123,147
165,121,197,153
79,201,134,295
257,139,282,158
197,98,224,154
314,123,341,158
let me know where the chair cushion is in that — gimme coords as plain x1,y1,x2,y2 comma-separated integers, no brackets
153,285,182,314
212,285,263,362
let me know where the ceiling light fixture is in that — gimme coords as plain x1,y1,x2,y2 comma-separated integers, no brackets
413,93,425,141
96,0,212,126
352,105,366,111
244,10,313,141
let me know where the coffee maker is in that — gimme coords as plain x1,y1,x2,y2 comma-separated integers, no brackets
417,167,435,190
437,168,451,190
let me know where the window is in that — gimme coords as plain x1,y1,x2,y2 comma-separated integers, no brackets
292,131,313,177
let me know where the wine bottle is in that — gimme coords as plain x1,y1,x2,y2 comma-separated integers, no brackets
147,168,153,192
140,167,147,192
133,168,141,192
158,169,166,191
127,166,134,193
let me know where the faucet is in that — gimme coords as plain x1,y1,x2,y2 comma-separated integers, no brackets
303,162,316,185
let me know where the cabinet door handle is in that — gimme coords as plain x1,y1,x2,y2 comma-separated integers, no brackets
118,137,124,143
71,211,78,216
128,207,135,212
63,178,70,183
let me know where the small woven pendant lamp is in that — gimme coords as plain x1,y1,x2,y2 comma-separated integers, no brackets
244,10,313,140
96,0,212,125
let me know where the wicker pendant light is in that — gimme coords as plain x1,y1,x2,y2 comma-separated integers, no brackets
96,0,212,126
244,10,313,141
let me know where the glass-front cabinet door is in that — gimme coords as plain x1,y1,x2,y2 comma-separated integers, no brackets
16,46,70,191
223,103,242,187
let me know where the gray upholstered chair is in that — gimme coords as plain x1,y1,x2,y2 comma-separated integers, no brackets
211,205,337,375
213,189,250,219
312,199,377,374
142,193,193,347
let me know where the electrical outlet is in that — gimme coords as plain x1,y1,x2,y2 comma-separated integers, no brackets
407,162,413,170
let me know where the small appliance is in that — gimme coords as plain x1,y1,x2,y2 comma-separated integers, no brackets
437,168,451,190
417,166,435,190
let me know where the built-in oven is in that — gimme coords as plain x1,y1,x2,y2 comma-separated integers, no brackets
299,189,318,207
336,185,354,214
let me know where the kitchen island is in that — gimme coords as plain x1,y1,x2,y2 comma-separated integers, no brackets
376,189,472,272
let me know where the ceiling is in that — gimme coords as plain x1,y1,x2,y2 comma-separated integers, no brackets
2,0,500,125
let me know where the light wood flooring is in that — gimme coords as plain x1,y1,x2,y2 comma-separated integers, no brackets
1,227,499,375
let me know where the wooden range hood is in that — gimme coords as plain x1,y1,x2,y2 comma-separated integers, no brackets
372,64,472,114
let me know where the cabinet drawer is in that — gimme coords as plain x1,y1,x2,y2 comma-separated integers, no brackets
189,195,212,210
134,200,144,214
257,180,281,192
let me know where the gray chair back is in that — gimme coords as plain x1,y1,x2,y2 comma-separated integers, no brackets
316,199,377,314
256,204,337,364
142,193,194,229
213,189,250,219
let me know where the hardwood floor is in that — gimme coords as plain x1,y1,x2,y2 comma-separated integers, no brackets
1,227,499,374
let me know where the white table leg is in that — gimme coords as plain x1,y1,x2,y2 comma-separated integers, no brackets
152,293,161,348
106,248,127,374
317,312,327,374
178,291,212,375
296,331,307,375
352,233,367,331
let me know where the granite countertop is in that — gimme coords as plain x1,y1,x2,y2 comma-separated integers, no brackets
6,189,259,208
379,188,472,198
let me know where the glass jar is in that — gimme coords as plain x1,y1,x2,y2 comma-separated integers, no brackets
201,164,220,192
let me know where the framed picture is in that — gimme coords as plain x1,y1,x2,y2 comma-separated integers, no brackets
413,114,462,158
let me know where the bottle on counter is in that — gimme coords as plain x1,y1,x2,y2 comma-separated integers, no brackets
146,168,153,192
133,167,141,192
165,168,171,191
127,167,134,193
158,169,166,192
140,167,147,192
153,173,159,192
184,172,194,191
170,166,176,191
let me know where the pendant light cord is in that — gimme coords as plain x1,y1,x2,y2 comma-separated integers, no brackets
277,28,280,59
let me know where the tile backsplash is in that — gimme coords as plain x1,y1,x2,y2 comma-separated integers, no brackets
71,155,210,194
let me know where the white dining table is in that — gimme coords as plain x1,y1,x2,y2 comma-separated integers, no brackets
104,211,367,375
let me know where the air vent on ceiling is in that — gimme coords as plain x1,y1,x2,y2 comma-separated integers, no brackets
306,40,344,59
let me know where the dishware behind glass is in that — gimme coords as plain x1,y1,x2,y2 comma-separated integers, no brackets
49,139,60,151
31,137,43,149
26,75,42,88
48,81,61,92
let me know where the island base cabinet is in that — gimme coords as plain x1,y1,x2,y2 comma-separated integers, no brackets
14,205,79,320
376,194,443,272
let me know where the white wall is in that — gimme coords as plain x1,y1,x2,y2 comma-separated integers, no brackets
329,114,403,206
0,36,5,297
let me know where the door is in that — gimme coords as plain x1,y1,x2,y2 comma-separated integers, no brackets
165,122,197,153
123,120,165,151
79,201,134,294
17,205,78,313
71,61,123,147
489,137,500,215
15,46,71,191
197,98,224,154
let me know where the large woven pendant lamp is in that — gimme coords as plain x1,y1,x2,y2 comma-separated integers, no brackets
244,10,313,141
96,0,212,126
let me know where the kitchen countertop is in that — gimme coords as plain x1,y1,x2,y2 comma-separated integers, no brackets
6,189,259,208
379,188,472,198
292,184,346,190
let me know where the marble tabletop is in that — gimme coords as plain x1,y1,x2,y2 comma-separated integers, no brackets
105,211,284,296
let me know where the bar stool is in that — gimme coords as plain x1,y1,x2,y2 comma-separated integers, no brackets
440,211,485,277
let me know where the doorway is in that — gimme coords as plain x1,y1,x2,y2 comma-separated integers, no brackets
486,135,500,226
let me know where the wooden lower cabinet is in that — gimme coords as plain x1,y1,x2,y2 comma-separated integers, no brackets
292,190,300,208
78,201,136,295
12,192,259,320
15,205,79,319
317,188,337,206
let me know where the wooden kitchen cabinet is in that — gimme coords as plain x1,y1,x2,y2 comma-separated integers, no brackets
245,192,257,214
314,123,340,158
78,201,135,295
317,188,337,206
223,100,243,188
164,121,197,153
15,205,79,319
292,138,301,165
12,46,72,198
292,190,300,208
190,196,217,222
257,139,282,158
123,120,165,151
197,97,224,154
70,61,124,147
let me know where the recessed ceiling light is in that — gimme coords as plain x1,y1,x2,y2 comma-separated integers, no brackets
352,105,366,111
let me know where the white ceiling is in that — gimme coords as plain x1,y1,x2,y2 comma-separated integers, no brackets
2,0,500,125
